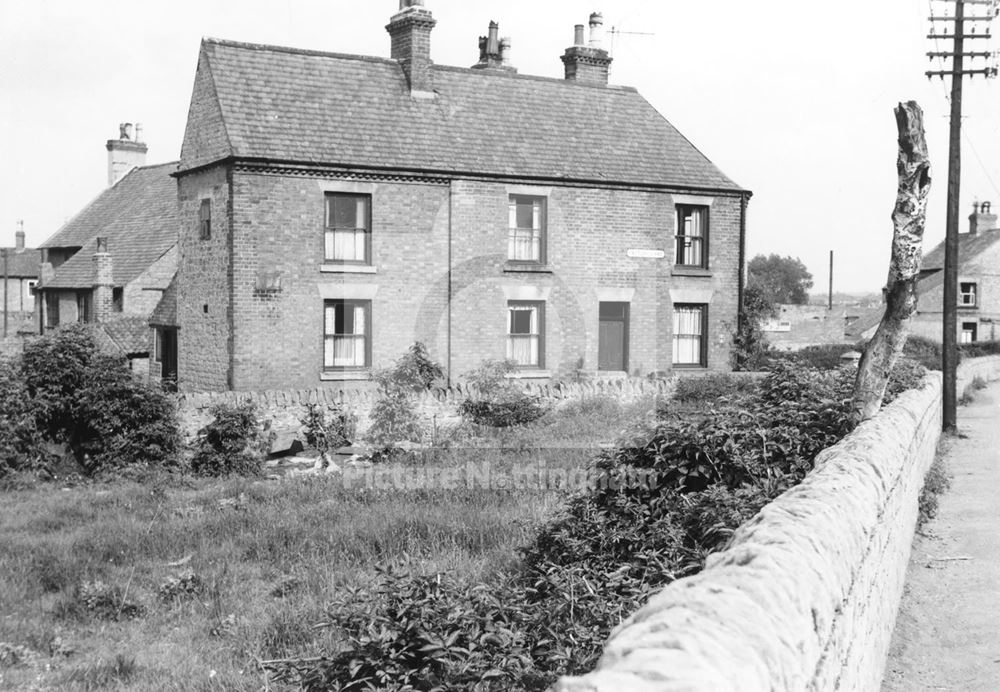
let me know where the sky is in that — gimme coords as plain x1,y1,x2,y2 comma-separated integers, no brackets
3,0,1000,294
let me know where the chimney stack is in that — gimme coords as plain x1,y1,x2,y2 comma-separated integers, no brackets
15,220,24,253
561,12,613,86
969,201,998,236
472,20,517,72
106,122,148,187
386,0,437,95
93,237,114,323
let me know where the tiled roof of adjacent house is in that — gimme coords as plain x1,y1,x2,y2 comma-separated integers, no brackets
40,162,180,289
0,248,41,278
179,39,744,192
921,228,1000,271
149,275,177,327
92,316,151,356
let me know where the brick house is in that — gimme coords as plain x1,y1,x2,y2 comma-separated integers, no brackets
173,1,750,392
2,222,41,339
36,125,180,371
906,202,1000,343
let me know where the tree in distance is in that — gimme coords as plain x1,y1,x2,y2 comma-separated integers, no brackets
748,254,814,305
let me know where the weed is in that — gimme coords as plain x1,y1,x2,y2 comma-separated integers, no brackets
918,456,952,529
60,653,138,690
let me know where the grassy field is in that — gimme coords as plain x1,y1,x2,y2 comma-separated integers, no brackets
0,396,657,691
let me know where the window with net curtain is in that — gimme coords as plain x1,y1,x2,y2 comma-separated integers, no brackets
675,205,708,267
673,304,706,366
507,301,544,367
325,194,371,263
324,300,370,369
508,196,545,263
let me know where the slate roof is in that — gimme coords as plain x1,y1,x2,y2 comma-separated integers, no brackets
179,39,744,192
149,275,177,327
921,228,1000,271
40,162,180,289
92,316,151,356
0,248,41,278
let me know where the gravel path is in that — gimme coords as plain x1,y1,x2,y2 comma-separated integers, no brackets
882,381,1000,691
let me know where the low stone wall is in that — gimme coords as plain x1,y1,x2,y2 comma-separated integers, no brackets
553,356,1000,692
174,377,676,445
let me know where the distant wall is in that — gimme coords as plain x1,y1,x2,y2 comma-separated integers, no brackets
174,377,677,447
763,304,847,351
553,356,1000,692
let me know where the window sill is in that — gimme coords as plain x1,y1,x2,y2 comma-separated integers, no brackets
672,364,709,370
505,369,552,379
321,370,371,381
503,264,552,274
671,266,712,278
321,264,376,274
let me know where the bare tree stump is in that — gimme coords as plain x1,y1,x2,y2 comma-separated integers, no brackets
853,101,931,420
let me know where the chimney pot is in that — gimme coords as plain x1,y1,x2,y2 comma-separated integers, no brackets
969,199,997,235
500,37,512,66
574,24,585,46
588,12,605,49
15,220,24,252
96,237,109,253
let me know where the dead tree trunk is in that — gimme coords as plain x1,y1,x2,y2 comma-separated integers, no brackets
853,101,931,420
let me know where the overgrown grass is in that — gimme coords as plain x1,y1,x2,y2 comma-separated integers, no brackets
0,396,654,690
918,455,952,530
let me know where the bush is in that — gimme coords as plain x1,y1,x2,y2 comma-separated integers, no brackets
903,335,943,371
959,340,1000,359
191,402,272,476
672,373,759,404
458,359,547,428
15,326,179,476
281,359,928,690
366,344,444,456
0,357,47,478
790,344,857,370
300,404,356,454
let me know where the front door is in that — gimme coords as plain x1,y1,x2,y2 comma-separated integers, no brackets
160,328,178,390
598,302,629,372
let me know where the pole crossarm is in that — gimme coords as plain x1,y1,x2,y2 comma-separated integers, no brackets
927,51,994,57
926,67,999,76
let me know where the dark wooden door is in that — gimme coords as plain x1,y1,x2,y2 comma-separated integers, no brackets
598,302,629,371
161,328,178,390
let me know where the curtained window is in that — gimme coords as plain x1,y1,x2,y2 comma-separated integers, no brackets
324,300,371,369
673,304,707,366
508,195,546,263
325,194,371,263
675,205,708,268
507,301,544,367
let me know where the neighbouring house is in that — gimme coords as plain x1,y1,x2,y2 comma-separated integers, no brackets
35,125,180,371
762,304,848,351
849,202,1000,344
1,222,41,343
173,1,750,392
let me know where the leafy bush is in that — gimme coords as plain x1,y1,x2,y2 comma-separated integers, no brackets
280,360,928,690
672,373,759,404
191,402,272,476
732,281,775,370
903,335,943,371
959,340,1000,359
790,344,857,370
15,326,179,476
301,404,356,454
0,357,47,478
366,344,445,456
458,359,547,428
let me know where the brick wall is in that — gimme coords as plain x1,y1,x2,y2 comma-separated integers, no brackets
553,356,1000,692
176,167,744,391
177,165,231,391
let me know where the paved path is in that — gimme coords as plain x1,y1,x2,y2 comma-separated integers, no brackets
882,381,1000,691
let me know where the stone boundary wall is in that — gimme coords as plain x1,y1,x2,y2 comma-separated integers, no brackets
174,377,680,443
554,356,1000,692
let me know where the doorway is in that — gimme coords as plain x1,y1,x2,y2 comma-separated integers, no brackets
598,302,629,372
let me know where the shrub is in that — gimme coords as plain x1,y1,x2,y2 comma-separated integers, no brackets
918,456,951,529
791,344,857,370
903,335,943,371
282,360,928,690
366,344,445,456
959,340,1000,359
191,402,272,476
301,404,356,454
672,373,759,404
0,357,47,478
15,327,179,475
732,281,775,370
458,359,547,428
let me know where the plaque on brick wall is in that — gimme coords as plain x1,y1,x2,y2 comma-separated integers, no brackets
626,248,666,259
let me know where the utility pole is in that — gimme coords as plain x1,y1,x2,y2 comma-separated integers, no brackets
927,0,999,432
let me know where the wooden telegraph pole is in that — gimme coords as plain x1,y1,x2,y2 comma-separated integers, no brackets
927,0,998,431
